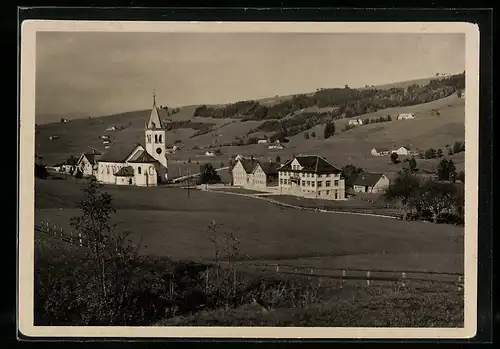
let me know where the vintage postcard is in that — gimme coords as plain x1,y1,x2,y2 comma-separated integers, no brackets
19,20,479,339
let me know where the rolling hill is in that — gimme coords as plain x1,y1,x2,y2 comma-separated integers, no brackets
35,75,465,176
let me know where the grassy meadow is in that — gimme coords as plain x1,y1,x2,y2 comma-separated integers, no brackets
35,178,463,274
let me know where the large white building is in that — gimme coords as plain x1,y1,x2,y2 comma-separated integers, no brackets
95,95,169,186
232,158,280,189
278,155,345,200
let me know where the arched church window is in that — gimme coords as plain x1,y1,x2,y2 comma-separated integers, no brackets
106,166,109,174
155,135,158,143
149,166,154,175
159,134,163,143
147,135,152,143
138,166,141,174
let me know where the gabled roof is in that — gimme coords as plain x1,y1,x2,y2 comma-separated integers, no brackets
64,157,78,166
114,166,134,177
255,161,281,176
238,158,258,174
146,94,164,129
98,143,140,163
278,155,341,174
352,172,386,187
127,149,158,163
79,153,100,165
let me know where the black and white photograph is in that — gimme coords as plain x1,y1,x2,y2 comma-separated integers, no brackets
18,20,479,339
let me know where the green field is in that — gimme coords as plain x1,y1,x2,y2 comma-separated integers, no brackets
35,179,464,274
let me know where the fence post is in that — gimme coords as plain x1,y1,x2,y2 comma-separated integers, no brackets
366,271,371,287
69,231,73,243
276,264,279,273
78,233,82,247
60,227,64,238
46,222,49,233
53,224,57,236
457,276,463,291
401,272,407,287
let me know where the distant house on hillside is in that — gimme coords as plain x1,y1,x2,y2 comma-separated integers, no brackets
371,147,391,156
232,158,280,189
278,155,345,200
348,119,363,126
397,113,415,120
205,151,216,157
393,146,412,156
106,126,117,131
60,118,69,123
352,173,390,194
60,156,79,173
268,143,284,150
49,135,60,140
257,139,268,144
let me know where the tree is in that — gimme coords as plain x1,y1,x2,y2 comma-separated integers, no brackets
390,152,400,164
384,170,422,220
200,163,221,184
453,141,463,154
437,148,443,157
364,118,370,125
35,163,49,179
311,131,316,138
436,159,457,182
75,169,83,179
341,165,363,187
275,155,281,163
304,132,310,139
424,148,437,159
448,148,453,156
420,180,457,223
456,170,465,183
387,115,392,121
409,157,417,172
324,122,336,139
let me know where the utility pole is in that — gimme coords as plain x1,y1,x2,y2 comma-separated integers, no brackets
187,169,191,198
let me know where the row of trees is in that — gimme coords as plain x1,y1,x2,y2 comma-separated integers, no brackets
192,73,465,125
384,169,464,223
421,141,465,160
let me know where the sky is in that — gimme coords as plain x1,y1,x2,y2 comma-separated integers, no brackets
35,32,465,124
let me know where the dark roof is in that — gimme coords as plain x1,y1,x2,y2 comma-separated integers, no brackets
257,161,281,176
64,157,78,166
239,158,258,174
278,155,342,174
114,166,134,177
98,143,140,163
352,172,386,187
373,147,389,152
81,153,100,165
127,149,158,163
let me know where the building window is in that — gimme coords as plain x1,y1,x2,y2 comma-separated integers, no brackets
326,180,331,187
326,174,330,177
312,181,315,187
317,181,322,187
318,191,321,196
106,166,109,174
155,134,158,143
301,180,305,186
280,178,283,184
149,166,154,175
159,134,163,143
326,190,330,195
335,191,338,199
147,135,151,143
138,167,141,174
334,180,339,186
306,181,310,186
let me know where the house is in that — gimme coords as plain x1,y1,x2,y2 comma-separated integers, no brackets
59,156,78,173
352,173,390,194
76,152,101,177
231,158,280,189
257,139,268,144
268,143,284,150
100,135,110,140
397,113,415,120
393,146,412,156
96,94,169,186
278,155,345,200
371,147,391,156
205,151,216,157
106,126,117,131
348,119,363,126
49,135,60,140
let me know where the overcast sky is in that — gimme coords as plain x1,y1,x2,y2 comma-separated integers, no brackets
35,32,465,123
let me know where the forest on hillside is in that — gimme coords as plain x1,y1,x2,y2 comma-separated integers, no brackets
193,73,465,122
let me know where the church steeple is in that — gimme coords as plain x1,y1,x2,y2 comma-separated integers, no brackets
146,90,162,129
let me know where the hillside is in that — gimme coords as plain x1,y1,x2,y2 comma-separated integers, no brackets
35,75,465,175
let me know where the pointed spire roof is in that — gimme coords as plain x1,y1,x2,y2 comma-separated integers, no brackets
146,91,163,129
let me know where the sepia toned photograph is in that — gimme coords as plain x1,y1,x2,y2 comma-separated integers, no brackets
18,21,479,339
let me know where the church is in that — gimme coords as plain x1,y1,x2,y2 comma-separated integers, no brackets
95,95,169,186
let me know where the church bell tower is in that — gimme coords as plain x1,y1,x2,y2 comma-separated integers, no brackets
145,92,168,170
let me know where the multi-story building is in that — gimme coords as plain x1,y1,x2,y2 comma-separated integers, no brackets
278,155,345,200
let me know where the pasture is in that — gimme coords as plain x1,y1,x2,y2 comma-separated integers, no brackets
35,179,464,274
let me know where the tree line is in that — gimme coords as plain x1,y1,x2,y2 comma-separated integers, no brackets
192,73,464,123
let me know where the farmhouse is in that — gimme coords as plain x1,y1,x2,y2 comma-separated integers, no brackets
348,119,363,126
106,126,117,131
397,113,415,120
232,158,280,189
352,173,390,194
269,143,284,150
257,139,268,144
371,147,391,156
96,94,169,186
392,146,412,156
278,155,345,200
76,152,101,177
